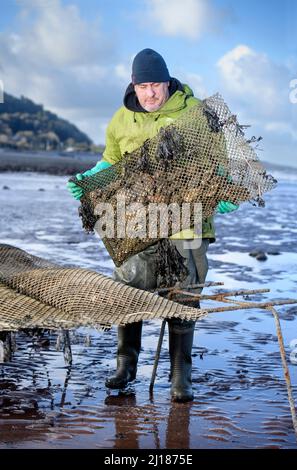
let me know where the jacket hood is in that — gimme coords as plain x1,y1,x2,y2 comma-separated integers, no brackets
123,78,189,113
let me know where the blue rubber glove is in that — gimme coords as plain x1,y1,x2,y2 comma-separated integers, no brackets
217,164,233,182
67,173,84,200
216,165,239,213
217,201,239,214
67,160,112,200
80,160,112,178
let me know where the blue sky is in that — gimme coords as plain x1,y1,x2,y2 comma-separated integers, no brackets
0,0,296,167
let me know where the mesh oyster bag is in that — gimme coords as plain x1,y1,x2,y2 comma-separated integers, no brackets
0,244,206,331
70,94,277,266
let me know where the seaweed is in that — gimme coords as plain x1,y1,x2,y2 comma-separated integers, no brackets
156,239,188,288
156,127,184,169
202,105,222,133
136,140,150,172
78,197,98,233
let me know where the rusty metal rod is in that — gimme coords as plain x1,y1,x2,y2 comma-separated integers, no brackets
156,281,224,294
218,298,245,304
149,319,166,395
192,291,297,439
149,285,297,410
267,306,297,441
187,299,297,313
171,288,271,300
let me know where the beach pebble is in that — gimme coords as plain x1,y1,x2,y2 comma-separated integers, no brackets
256,252,268,261
249,249,260,257
249,249,268,260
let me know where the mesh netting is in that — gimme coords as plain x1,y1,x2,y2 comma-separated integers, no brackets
70,94,277,266
0,244,207,331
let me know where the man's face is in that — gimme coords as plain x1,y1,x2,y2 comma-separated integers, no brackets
134,81,170,112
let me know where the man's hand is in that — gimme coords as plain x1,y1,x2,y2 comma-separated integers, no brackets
67,174,84,200
67,160,112,200
217,200,239,214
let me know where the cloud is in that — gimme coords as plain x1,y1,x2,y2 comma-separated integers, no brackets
217,45,290,117
173,70,208,98
15,0,114,66
217,44,296,165
114,55,136,84
143,0,219,40
264,121,297,142
0,0,126,143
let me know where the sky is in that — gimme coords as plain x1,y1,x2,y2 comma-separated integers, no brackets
0,0,296,167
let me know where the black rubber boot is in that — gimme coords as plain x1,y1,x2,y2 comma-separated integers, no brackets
168,319,195,402
105,322,142,389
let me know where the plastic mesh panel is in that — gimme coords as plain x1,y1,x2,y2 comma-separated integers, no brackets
71,94,276,266
0,244,206,331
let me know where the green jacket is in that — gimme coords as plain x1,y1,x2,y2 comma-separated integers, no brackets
102,83,215,242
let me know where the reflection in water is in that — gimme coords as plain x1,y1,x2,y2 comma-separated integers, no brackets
166,402,192,449
105,392,139,449
0,378,49,444
59,366,72,409
104,391,192,449
0,321,297,449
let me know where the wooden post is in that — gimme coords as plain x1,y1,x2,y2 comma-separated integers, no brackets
63,330,72,366
0,332,15,362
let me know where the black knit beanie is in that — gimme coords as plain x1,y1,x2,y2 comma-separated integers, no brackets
131,48,170,85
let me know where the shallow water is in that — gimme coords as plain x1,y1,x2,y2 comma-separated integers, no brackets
0,172,297,449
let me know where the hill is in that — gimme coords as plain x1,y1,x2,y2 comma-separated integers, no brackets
0,93,92,151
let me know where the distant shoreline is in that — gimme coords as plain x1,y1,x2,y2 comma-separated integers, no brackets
0,149,100,176
0,148,296,180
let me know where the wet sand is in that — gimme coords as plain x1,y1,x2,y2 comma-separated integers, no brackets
0,316,296,449
0,171,297,449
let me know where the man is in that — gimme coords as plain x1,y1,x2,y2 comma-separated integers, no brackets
68,48,237,402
